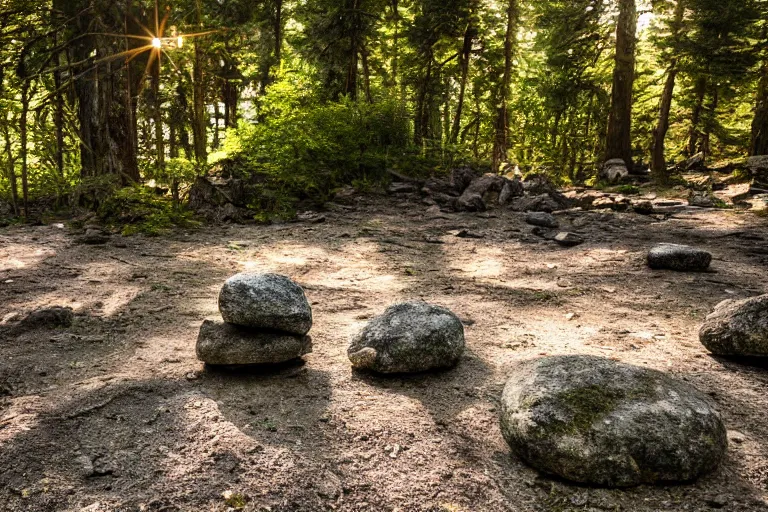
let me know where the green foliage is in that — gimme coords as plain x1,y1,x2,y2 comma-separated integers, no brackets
222,75,412,216
98,186,199,236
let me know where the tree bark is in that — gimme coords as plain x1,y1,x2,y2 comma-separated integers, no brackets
193,0,208,164
605,0,637,167
688,74,707,156
450,17,475,144
492,0,518,172
20,78,29,219
751,55,768,156
651,0,685,180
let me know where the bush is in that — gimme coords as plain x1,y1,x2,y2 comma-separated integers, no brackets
221,75,413,216
98,186,199,236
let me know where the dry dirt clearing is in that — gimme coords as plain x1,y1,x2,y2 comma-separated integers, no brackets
1,194,767,512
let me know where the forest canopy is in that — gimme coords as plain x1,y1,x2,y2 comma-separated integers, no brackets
0,0,767,221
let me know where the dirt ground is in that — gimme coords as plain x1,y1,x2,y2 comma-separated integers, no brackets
1,192,768,512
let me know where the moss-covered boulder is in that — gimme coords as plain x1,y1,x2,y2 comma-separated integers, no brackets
348,302,465,374
218,273,312,335
500,355,727,487
196,320,312,365
700,295,768,356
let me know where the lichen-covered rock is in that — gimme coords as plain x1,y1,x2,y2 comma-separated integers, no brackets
218,273,312,335
699,295,768,356
500,355,728,487
196,320,312,365
525,212,559,229
348,302,465,374
648,244,712,272
600,159,630,183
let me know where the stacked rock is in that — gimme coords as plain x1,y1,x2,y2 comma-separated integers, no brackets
348,301,465,374
196,273,313,366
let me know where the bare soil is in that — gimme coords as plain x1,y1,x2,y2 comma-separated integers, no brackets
1,193,767,512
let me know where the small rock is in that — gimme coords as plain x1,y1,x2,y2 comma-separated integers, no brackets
525,212,559,229
75,229,110,245
218,273,312,335
632,200,654,215
648,244,712,272
554,232,584,247
600,159,629,183
196,320,312,366
456,230,484,239
699,295,768,356
16,307,74,331
705,494,729,509
388,182,417,195
348,302,465,374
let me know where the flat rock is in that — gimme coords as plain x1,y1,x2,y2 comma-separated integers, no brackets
75,229,110,245
218,273,312,335
699,295,768,356
648,244,711,272
525,212,559,229
196,320,312,365
554,232,584,247
500,355,728,487
348,302,465,374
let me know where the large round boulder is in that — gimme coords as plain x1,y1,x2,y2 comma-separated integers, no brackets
196,320,312,365
648,243,712,272
348,302,465,374
500,355,727,487
218,273,312,335
700,295,768,356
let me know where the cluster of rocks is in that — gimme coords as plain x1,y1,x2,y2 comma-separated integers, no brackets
196,273,313,366
391,167,570,214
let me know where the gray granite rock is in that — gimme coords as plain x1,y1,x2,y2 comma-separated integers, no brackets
699,295,768,356
525,212,559,229
348,302,465,374
554,232,584,247
196,319,312,365
648,244,712,272
218,273,312,335
500,355,728,487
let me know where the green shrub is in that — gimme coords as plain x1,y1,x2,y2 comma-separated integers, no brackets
221,75,413,217
98,186,199,236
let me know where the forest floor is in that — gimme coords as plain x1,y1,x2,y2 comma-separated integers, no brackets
1,191,768,512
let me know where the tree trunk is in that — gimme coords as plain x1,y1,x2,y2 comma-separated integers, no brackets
651,63,678,178
152,56,164,170
3,123,18,214
450,17,475,144
651,0,684,180
751,55,768,156
491,0,518,172
345,0,360,100
53,37,65,177
193,0,208,165
699,85,718,159
20,78,29,219
59,0,139,182
605,0,637,167
688,75,707,156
